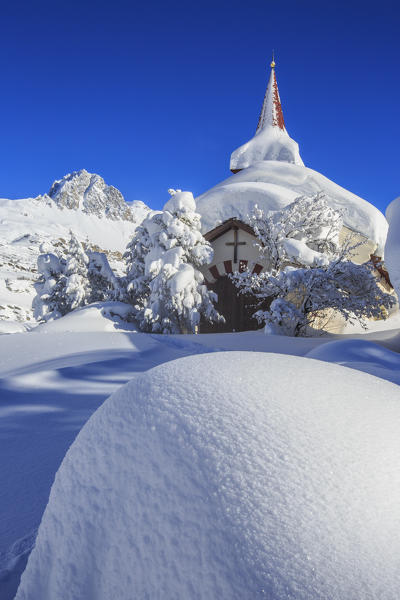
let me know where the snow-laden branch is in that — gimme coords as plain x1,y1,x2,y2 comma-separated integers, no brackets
232,193,395,336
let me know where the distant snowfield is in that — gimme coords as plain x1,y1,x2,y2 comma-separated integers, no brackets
1,304,400,598
0,196,140,252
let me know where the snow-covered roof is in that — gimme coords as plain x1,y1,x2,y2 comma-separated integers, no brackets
196,161,388,254
230,62,304,172
204,217,255,242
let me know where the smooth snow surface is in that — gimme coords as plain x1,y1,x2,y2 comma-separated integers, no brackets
16,352,400,600
32,302,137,333
0,321,30,334
196,161,387,252
385,196,400,299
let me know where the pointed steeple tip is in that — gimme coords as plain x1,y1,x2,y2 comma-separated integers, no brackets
230,50,304,172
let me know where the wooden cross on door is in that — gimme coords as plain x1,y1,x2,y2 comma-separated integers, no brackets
225,226,246,264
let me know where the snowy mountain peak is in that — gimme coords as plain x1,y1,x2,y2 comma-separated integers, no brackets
230,64,304,172
48,169,134,221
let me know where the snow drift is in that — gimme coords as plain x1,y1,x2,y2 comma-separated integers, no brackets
16,352,400,600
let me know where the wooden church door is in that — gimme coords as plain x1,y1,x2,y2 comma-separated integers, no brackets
201,276,261,333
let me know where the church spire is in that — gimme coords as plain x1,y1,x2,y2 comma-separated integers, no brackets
256,55,286,133
230,55,304,173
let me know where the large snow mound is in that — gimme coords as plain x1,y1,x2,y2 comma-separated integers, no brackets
385,196,400,299
196,161,387,252
16,352,400,600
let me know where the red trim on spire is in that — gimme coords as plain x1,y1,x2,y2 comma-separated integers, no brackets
256,68,286,132
271,70,285,130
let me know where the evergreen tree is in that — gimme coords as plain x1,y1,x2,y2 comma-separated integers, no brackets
62,232,91,311
33,246,67,321
123,220,153,312
88,251,122,303
125,190,222,333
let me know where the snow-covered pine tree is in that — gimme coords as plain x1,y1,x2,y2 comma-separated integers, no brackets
88,251,122,302
62,232,92,312
34,234,123,322
33,244,67,321
231,193,395,336
125,190,222,333
123,219,153,312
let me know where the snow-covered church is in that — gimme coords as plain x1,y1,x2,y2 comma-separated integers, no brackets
195,58,389,332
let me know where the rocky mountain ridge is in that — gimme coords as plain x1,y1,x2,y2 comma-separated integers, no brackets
47,169,135,221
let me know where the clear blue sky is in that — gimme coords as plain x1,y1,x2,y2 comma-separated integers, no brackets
0,0,399,214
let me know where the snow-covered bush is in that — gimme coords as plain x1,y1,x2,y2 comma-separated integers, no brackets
237,257,395,336
232,194,395,336
124,190,222,333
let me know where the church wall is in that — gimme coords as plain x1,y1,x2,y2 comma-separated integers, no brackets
202,229,267,282
339,226,377,264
